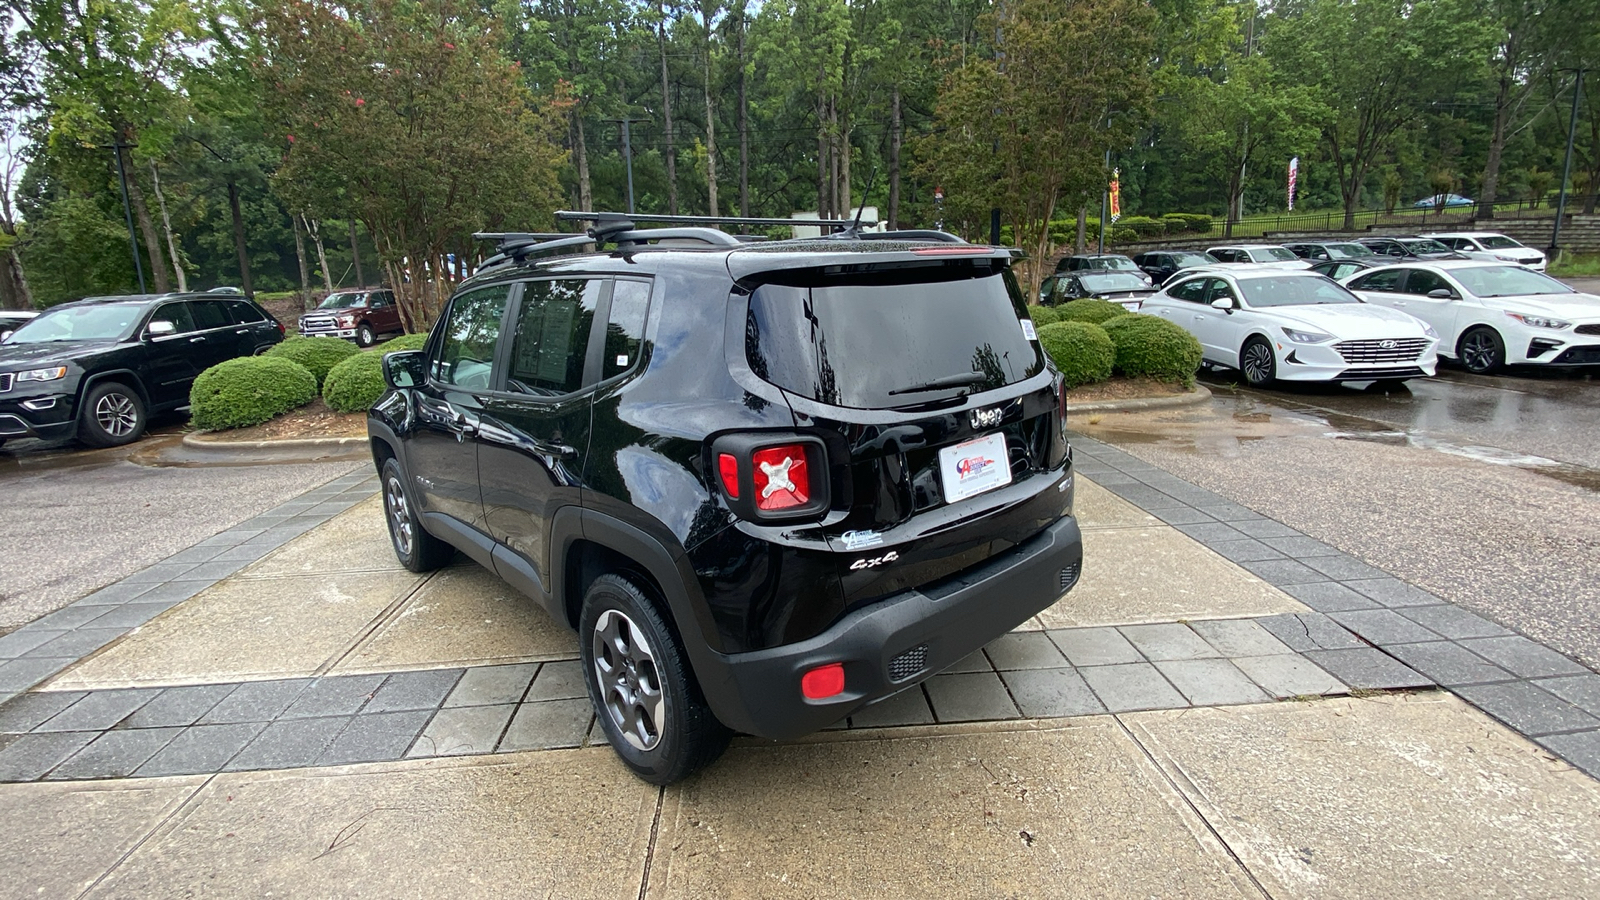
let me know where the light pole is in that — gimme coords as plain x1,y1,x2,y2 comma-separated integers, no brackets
606,117,643,214
89,140,146,293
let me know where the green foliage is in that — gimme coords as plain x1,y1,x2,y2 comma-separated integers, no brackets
322,350,387,413
264,335,359,388
1161,213,1213,233
1100,313,1204,385
1525,168,1555,208
1037,321,1115,388
189,356,317,430
1110,226,1139,244
1028,304,1061,327
1056,298,1130,324
378,332,429,352
1118,215,1168,237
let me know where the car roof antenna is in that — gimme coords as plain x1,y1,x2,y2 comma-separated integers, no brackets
840,165,879,238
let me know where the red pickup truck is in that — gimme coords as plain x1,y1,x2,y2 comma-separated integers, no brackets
297,289,404,347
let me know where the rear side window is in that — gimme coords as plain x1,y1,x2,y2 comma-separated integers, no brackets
189,300,232,330
1402,270,1450,295
507,279,602,395
1349,269,1405,292
603,279,650,381
432,284,510,390
745,263,1045,409
150,302,196,334
225,300,266,324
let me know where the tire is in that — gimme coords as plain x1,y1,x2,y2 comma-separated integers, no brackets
77,381,146,448
357,323,377,348
580,574,731,785
1239,337,1277,387
1457,326,1505,375
380,458,454,572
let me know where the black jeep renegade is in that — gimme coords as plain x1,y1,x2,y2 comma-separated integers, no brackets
369,215,1084,784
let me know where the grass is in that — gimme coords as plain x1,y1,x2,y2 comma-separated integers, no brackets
253,290,301,303
1549,253,1600,278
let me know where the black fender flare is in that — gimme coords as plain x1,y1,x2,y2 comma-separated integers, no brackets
80,369,151,409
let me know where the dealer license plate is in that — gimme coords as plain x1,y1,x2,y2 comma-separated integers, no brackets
938,432,1012,503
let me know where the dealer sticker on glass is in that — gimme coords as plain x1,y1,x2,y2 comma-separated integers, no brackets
938,432,1012,503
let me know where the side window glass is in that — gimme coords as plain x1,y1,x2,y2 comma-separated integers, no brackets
1205,278,1237,304
508,279,602,395
431,284,510,390
1403,270,1448,295
1350,270,1404,292
603,279,651,380
1169,278,1207,303
189,300,232,331
151,302,196,335
224,300,265,324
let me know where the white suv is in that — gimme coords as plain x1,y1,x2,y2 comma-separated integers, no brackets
1430,232,1547,271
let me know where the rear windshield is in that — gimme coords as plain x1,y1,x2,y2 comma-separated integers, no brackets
1479,236,1522,250
1324,243,1370,258
746,263,1046,409
1079,272,1151,293
1249,247,1300,262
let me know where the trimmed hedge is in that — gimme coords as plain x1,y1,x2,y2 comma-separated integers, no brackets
1028,304,1061,327
265,335,359,388
1118,215,1168,237
1055,298,1129,325
190,356,317,431
1100,313,1204,385
1037,321,1115,388
322,350,387,413
379,332,429,352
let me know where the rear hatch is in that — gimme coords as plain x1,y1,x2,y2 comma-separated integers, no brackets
736,251,1071,610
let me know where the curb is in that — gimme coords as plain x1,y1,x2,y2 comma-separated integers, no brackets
180,432,368,453
1066,384,1212,414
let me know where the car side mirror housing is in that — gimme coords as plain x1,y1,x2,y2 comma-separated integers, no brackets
382,349,426,389
146,320,176,339
1427,288,1456,300
1210,297,1235,311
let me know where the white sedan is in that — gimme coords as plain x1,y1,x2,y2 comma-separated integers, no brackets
1142,267,1438,386
1343,260,1600,373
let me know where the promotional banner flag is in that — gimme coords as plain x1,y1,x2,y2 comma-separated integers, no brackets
1109,168,1122,222
1287,157,1299,211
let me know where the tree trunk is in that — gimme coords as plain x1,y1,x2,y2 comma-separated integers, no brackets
574,115,593,211
349,220,365,286
738,4,749,220
148,162,186,292
1583,107,1599,216
817,69,829,219
227,182,254,300
292,214,311,309
307,216,333,292
658,4,678,216
1075,205,1087,254
888,87,901,230
829,97,841,218
701,0,718,217
125,177,170,294
840,108,851,219
1479,76,1514,220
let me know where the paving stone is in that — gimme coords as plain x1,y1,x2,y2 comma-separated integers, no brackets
1082,471,1137,486
1299,554,1390,582
0,629,66,660
1257,613,1366,652
848,687,937,728
998,668,1105,718
1257,536,1341,558
409,704,517,756
1384,642,1514,687
925,671,1020,722
1344,577,1443,608
0,657,71,694
1150,507,1218,526
1232,654,1346,699
1154,659,1269,706
135,723,266,777
1534,675,1600,717
224,716,350,771
525,661,586,701
1456,683,1600,737
48,727,183,780
1536,732,1600,779
1395,605,1512,640
162,545,226,565
984,632,1068,670
199,679,313,724
208,544,276,563
80,603,177,631
443,664,539,708
122,563,200,584
1328,609,1442,646
944,649,993,673
24,628,127,659
1104,483,1185,510
1189,619,1294,658
280,676,384,719
1226,519,1299,538
363,669,465,713
1080,663,1187,712
1207,539,1288,563
1118,624,1220,661
133,581,212,606
1302,648,1432,690
28,605,112,630
318,710,432,765
1193,503,1266,523
1048,627,1144,667
125,684,238,729
1175,522,1249,544
1238,558,1328,586
76,582,158,606
36,689,160,732
0,731,96,781
0,692,86,733
1282,582,1380,613
1457,636,1588,679
498,699,593,751
176,558,256,582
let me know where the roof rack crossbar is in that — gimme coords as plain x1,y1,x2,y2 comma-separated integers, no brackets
613,227,742,248
556,210,873,228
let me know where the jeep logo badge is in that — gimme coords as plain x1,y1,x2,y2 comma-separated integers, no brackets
1379,339,1397,349
970,406,1003,429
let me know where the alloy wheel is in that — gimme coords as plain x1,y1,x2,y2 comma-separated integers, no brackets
1241,342,1274,384
592,609,665,751
384,474,414,556
95,392,138,437
1461,331,1498,372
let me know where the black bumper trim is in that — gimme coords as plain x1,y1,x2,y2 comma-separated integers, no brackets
694,515,1084,740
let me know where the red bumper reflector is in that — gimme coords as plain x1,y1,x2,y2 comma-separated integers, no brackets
801,663,846,699
717,453,740,499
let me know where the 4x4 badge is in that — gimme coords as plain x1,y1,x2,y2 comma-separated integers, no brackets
970,406,1003,429
849,551,899,571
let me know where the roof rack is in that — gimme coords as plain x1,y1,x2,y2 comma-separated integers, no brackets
556,210,870,229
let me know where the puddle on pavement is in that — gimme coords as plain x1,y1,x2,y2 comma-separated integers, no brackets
1327,429,1600,492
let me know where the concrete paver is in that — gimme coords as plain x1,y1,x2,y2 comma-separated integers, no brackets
924,671,1019,722
848,686,936,728
1073,477,1160,527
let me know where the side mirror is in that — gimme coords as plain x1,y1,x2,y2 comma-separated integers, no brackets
1210,297,1235,311
146,320,177,339
382,349,426,389
0,329,11,342
1427,288,1457,300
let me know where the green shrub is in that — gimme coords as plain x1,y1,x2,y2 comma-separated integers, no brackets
1029,304,1061,327
1056,298,1129,325
1109,226,1138,244
378,332,428,353
264,335,359,388
323,350,387,413
1118,215,1168,237
1160,213,1214,234
1100,313,1204,385
1037,321,1115,388
190,356,317,431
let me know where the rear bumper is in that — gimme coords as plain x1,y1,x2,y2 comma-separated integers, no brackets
695,515,1083,739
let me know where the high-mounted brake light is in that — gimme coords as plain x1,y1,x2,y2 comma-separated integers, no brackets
751,444,810,510
718,453,740,499
801,663,846,699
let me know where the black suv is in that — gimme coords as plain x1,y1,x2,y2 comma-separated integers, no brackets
0,293,284,448
370,215,1084,783
1355,236,1468,261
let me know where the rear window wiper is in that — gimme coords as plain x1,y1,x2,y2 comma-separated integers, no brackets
887,372,988,396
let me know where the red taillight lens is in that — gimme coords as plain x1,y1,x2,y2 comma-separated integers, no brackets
801,663,845,699
751,443,810,511
718,453,740,499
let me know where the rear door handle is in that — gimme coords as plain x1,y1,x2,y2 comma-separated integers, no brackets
189,336,206,343
452,412,478,440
